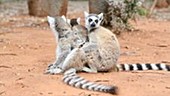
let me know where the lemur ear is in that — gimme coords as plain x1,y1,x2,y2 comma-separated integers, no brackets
98,13,104,21
84,11,89,18
77,17,81,24
61,15,71,24
61,15,67,22
47,16,55,26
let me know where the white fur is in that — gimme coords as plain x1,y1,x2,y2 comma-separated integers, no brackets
47,16,60,60
77,17,81,24
63,76,72,83
67,19,71,25
61,15,71,24
124,64,130,71
47,16,55,27
160,63,167,71
61,48,79,69
64,68,76,75
62,15,81,26
74,80,83,87
94,85,103,91
116,64,122,71
84,11,89,18
47,16,58,40
151,64,158,70
79,80,88,86
98,13,104,21
88,83,98,90
69,79,76,86
61,15,67,22
132,64,138,71
84,11,103,31
141,64,148,70
82,82,94,89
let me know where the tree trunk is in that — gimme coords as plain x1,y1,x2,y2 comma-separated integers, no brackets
89,0,110,27
89,0,109,14
156,0,168,8
27,0,68,17
166,0,170,5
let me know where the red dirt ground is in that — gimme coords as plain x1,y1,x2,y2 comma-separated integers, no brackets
0,1,170,96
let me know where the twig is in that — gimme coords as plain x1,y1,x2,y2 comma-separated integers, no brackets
166,86,170,89
0,65,12,69
95,80,109,82
161,61,170,63
147,0,158,18
0,91,5,95
0,53,17,56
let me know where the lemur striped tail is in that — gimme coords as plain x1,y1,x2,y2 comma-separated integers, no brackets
117,63,170,71
63,68,118,94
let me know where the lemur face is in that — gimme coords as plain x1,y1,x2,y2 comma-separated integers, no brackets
88,16,99,28
84,11,103,31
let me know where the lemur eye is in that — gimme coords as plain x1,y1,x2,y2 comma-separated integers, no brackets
88,18,92,22
95,20,98,23
61,29,67,31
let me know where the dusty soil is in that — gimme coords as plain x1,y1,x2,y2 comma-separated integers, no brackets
0,1,170,96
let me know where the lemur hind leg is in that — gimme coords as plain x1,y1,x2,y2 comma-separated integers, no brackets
46,42,100,74
82,64,97,73
81,43,99,73
45,51,70,74
60,48,98,73
61,48,86,71
47,51,70,70
46,48,85,74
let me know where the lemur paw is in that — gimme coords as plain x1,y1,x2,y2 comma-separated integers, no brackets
45,67,63,75
47,63,56,70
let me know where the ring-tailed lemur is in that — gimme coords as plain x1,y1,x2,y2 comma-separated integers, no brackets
46,16,87,73
83,11,170,72
46,12,170,94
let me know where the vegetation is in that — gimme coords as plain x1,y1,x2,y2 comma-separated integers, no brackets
102,0,146,34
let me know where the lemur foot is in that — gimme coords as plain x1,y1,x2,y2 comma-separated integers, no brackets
47,63,53,69
45,66,63,75
47,63,57,70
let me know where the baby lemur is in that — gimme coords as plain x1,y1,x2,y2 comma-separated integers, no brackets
46,12,170,95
